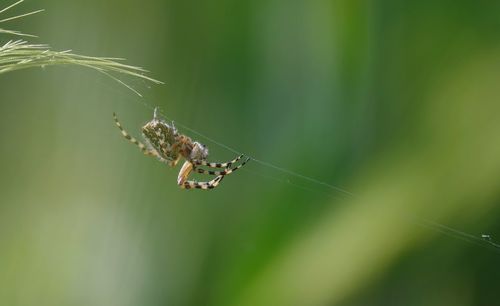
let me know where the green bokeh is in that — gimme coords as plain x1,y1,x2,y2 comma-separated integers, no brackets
1,1,500,305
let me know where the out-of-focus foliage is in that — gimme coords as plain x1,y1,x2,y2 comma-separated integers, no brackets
0,1,499,306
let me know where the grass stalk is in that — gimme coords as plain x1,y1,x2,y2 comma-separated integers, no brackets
0,0,162,95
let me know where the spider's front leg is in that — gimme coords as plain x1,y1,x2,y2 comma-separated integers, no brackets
177,160,225,190
182,175,225,190
192,154,246,168
193,156,250,176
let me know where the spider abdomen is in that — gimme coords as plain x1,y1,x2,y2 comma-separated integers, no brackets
142,119,179,162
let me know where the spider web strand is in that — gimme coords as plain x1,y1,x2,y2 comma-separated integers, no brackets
154,108,356,197
127,100,500,254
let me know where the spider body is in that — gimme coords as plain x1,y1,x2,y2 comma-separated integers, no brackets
113,108,249,190
141,112,208,166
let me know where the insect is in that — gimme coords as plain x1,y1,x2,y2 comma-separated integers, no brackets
113,108,250,190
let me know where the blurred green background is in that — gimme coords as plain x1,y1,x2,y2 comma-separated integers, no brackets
1,0,500,305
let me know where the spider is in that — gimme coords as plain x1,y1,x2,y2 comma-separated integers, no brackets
113,108,249,190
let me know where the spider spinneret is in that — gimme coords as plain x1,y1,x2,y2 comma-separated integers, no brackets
113,108,249,190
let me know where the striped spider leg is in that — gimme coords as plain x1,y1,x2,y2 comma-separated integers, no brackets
177,159,225,190
178,155,251,190
113,112,160,159
113,109,249,190
192,154,251,176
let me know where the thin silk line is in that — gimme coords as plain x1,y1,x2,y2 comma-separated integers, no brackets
417,218,500,251
130,100,500,253
152,108,356,197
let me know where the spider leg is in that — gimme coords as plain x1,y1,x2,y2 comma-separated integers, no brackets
177,160,194,186
182,175,225,190
194,157,250,176
192,154,246,168
113,112,158,157
177,160,228,190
